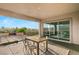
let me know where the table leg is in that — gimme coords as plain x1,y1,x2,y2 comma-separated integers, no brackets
37,42,39,55
46,40,48,52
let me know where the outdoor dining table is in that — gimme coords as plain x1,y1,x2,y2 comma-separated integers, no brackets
25,37,48,55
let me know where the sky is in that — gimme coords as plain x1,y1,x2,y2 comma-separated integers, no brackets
0,16,39,29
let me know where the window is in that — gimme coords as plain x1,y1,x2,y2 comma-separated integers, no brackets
44,19,70,41
43,24,50,36
58,21,70,41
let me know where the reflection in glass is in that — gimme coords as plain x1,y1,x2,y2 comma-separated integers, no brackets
43,20,70,41
58,21,70,41
43,24,50,37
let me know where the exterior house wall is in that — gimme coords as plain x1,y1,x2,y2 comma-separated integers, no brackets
72,16,79,44
43,11,79,45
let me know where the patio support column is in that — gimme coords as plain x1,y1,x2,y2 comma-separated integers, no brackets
39,20,44,38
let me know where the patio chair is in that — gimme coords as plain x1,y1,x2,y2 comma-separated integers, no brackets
23,38,37,55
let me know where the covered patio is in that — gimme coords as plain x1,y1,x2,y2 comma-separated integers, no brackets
0,3,79,55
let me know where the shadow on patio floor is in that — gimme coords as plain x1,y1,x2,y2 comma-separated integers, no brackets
48,40,79,54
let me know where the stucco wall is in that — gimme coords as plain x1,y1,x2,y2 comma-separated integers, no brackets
72,15,79,44
45,11,79,45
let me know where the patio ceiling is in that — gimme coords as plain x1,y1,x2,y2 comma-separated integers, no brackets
0,3,79,21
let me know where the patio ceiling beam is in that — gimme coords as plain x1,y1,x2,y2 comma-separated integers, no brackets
0,8,40,22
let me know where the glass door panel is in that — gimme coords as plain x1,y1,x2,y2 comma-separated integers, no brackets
49,22,59,39
59,21,70,41
43,20,70,41
43,24,50,37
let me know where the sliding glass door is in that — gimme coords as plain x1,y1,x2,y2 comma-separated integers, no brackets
58,21,70,41
43,23,50,37
44,20,70,41
49,22,59,39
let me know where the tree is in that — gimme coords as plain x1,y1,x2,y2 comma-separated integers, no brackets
15,28,27,33
1,26,5,29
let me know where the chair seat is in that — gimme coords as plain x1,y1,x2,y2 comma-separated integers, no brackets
24,43,36,50
29,45,37,49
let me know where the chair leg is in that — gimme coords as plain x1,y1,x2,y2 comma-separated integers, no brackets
32,49,36,55
29,48,35,55
30,49,32,55
23,45,27,55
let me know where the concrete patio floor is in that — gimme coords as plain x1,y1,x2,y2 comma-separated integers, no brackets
49,40,79,55
0,35,79,55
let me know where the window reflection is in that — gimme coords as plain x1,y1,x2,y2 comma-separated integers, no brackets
44,20,70,41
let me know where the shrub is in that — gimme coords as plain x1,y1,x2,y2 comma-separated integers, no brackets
16,28,26,33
